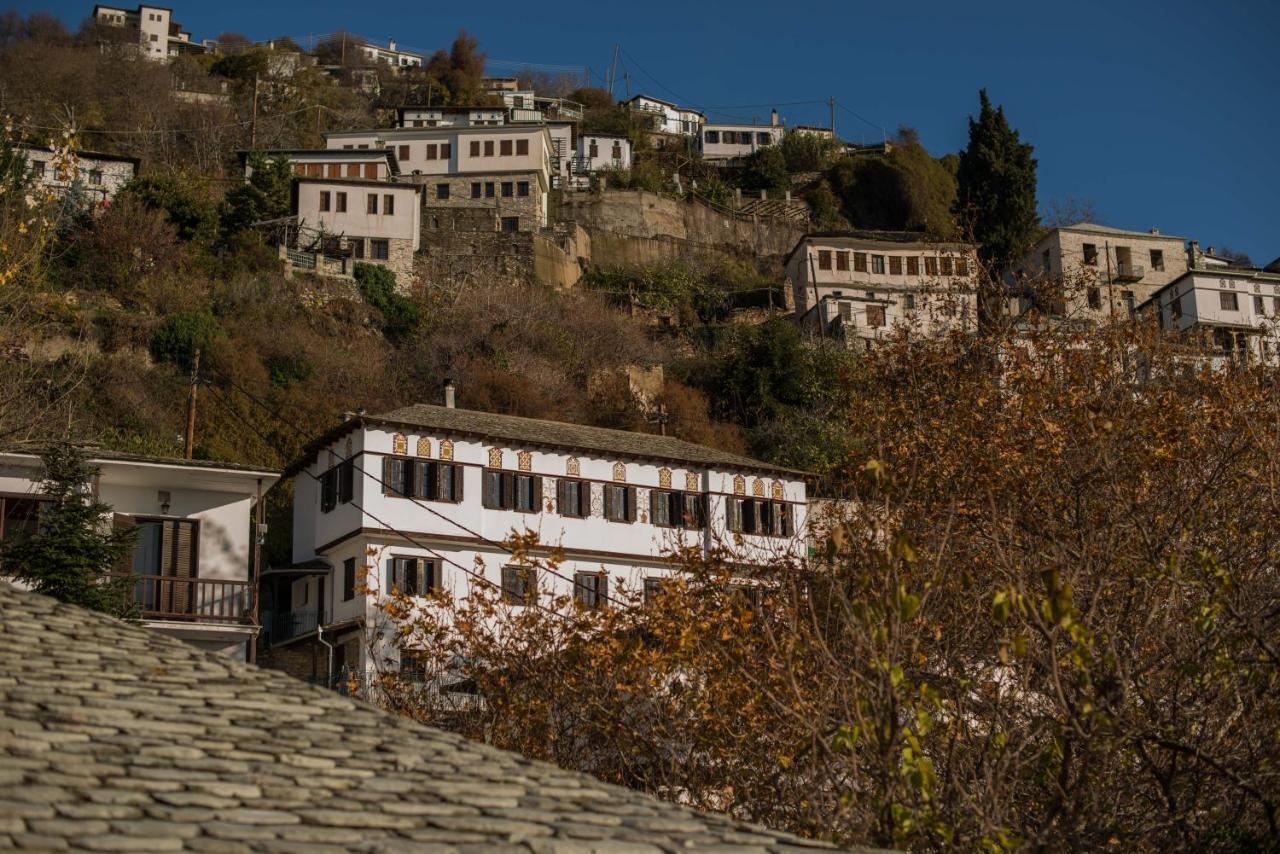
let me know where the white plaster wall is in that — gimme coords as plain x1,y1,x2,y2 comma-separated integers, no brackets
296,182,421,250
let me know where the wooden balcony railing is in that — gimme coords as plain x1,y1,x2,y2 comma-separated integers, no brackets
112,574,253,624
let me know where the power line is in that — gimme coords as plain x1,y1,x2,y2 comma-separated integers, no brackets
836,100,887,138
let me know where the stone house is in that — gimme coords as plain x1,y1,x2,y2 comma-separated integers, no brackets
1016,222,1189,321
1138,261,1280,367
92,3,201,61
786,231,979,347
0,450,277,659
292,178,422,281
266,399,808,684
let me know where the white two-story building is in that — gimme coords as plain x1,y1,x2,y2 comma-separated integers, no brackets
270,400,808,684
0,450,277,660
700,121,784,165
570,133,632,187
292,177,421,280
1138,263,1280,367
786,232,979,347
92,3,201,61
19,144,138,208
621,95,704,144
396,106,506,128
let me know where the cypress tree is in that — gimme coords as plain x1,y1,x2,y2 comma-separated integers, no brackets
0,445,138,616
956,89,1039,273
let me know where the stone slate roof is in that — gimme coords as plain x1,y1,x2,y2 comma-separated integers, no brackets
0,448,277,478
0,583,847,852
1054,222,1186,241
287,404,808,479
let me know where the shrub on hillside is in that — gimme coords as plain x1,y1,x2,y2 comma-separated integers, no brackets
149,308,224,371
354,262,419,342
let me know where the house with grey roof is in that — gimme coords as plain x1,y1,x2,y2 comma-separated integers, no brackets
0,581,844,851
0,450,277,661
264,395,808,687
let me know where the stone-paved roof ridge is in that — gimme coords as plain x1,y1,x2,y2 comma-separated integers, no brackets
0,582,859,851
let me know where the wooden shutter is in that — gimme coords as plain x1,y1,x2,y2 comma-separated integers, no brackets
170,520,196,614
452,465,464,502
327,163,340,178
626,487,637,523
442,143,451,159
386,557,397,594
532,477,543,511
556,479,567,514
726,497,741,532
382,456,394,494
482,470,498,508
398,145,409,161
502,473,516,510
364,163,377,179
516,139,529,156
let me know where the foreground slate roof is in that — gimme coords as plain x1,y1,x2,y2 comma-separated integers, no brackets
0,583,845,852
287,404,808,479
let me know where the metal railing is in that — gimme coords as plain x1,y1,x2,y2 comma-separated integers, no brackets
112,575,252,624
269,609,325,644
1115,261,1145,282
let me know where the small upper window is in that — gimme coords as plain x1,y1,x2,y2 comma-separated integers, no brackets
1083,244,1099,266
1220,291,1239,311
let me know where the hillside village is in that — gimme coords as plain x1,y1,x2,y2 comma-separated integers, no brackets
0,4,1278,852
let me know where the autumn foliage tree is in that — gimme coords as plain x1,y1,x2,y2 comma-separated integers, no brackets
365,317,1280,852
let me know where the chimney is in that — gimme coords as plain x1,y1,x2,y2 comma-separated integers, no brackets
1149,227,1159,235
1207,246,1216,257
771,108,779,127
1188,240,1200,270
388,38,396,51
443,379,456,409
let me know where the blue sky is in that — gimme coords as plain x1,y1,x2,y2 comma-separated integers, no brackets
23,0,1280,262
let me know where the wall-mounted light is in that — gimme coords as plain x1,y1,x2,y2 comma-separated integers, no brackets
158,491,171,515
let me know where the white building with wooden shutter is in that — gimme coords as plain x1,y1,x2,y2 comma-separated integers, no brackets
269,398,808,684
0,450,277,660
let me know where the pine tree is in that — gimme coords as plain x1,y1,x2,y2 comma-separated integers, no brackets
955,89,1038,272
0,445,138,616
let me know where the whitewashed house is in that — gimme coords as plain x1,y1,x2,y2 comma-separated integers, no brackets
271,400,808,683
0,450,277,659
787,232,979,347
18,144,138,208
293,177,421,280
356,39,423,69
621,95,704,140
700,121,784,165
396,106,506,128
1138,264,1280,366
571,133,632,187
240,148,397,182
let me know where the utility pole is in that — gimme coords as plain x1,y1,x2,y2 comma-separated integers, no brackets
249,477,264,665
829,96,836,137
606,44,619,97
184,348,200,460
340,31,346,66
623,71,631,100
250,75,260,148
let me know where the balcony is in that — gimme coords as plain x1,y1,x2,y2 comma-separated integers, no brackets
113,574,252,624
267,608,326,645
1115,261,1145,282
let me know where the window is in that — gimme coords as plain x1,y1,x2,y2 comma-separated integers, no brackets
425,143,438,160
517,181,529,197
383,194,394,215
501,566,536,606
319,191,331,212
436,184,449,200
604,484,636,523
501,182,513,197
383,456,412,496
387,556,438,597
127,518,199,615
866,305,886,327
1257,295,1268,316
1150,249,1164,271
557,479,589,517
940,256,954,276
1083,244,1098,266
956,257,969,276
469,140,480,157
1087,287,1101,310
924,257,938,276
1220,291,1239,311
484,140,494,157
643,577,666,604
903,294,916,310
854,252,867,273
0,497,46,543
871,255,886,274
482,470,542,512
385,458,463,503
817,250,832,271
500,139,513,156
612,142,622,160
757,132,771,145
346,163,360,177
906,257,919,276
888,256,903,275
726,498,793,538
471,182,482,199
335,192,347,212
485,182,495,198
1171,294,1183,321
589,140,599,157
1123,291,1136,314
838,301,852,322
705,130,720,144
574,572,607,609
370,239,389,261
516,139,529,156
343,558,356,601
88,169,103,185
398,145,409,161
835,251,849,271
320,467,339,512
651,490,706,529
351,239,364,259
501,216,519,232
1042,250,1052,273
366,194,378,214
364,163,378,180
441,143,451,159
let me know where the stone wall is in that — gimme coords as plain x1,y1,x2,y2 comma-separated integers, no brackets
407,171,545,231
417,207,537,292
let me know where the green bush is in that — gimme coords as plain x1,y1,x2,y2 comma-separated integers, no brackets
264,352,313,389
122,175,218,243
149,309,224,371
354,262,420,342
779,132,841,172
739,147,788,195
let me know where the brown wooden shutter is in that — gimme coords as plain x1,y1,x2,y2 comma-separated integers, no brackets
382,456,394,495
502,473,516,510
364,163,377,179
532,476,543,511
626,487,637,523
442,143,451,159
327,163,340,178
452,465,464,502
398,145,409,161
